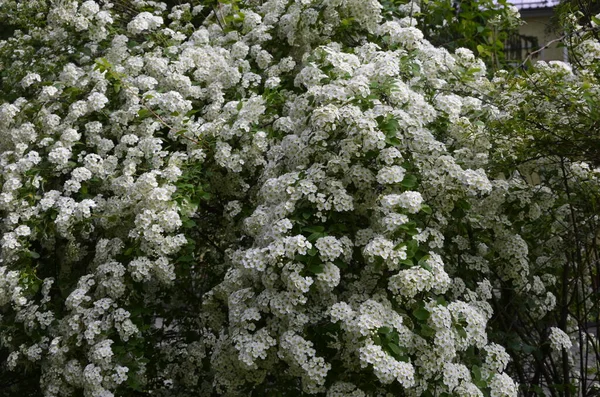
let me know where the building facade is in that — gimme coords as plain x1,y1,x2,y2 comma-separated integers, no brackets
510,0,566,61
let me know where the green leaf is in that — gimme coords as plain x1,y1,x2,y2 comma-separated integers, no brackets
307,263,325,274
333,259,348,269
303,225,325,233
413,307,430,321
385,136,402,146
398,222,418,236
373,333,382,346
200,191,212,200
420,204,432,214
388,342,406,357
138,108,151,119
30,281,40,294
467,67,481,76
522,344,536,354
28,251,40,259
401,174,417,188
307,232,324,242
183,219,196,229
382,119,400,136
177,255,194,263
329,223,348,233
185,109,200,117
419,324,435,337
341,17,355,27
418,255,432,271
378,326,392,335
405,239,418,259
398,258,413,267
456,198,471,210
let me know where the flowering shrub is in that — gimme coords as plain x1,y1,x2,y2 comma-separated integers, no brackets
0,0,598,396
380,0,523,70
487,19,600,393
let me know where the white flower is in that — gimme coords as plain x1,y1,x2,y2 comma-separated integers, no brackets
489,373,518,397
381,191,423,213
127,12,164,34
72,167,93,182
548,327,572,351
364,236,407,270
40,86,59,101
7,352,19,370
316,262,340,289
87,92,109,111
329,302,354,323
14,225,31,237
48,147,72,167
79,0,100,17
388,267,433,297
376,166,406,185
315,236,344,262
359,342,415,386
459,169,493,194
327,382,365,397
21,73,41,88
485,343,511,372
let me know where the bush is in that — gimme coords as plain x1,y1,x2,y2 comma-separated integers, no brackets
0,0,599,396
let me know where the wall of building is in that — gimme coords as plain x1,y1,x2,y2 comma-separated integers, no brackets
518,9,565,61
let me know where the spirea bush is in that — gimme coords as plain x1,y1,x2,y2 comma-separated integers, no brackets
1,0,598,396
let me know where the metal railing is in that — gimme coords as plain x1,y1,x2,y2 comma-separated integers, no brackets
505,32,540,60
509,0,560,9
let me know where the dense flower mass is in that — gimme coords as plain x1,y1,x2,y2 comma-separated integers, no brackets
1,0,599,395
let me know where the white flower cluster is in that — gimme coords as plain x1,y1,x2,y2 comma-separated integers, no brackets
549,327,572,352
359,342,415,386
489,373,519,397
279,331,331,393
127,12,164,35
0,0,564,395
381,191,424,214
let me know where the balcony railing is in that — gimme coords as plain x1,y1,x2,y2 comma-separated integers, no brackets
505,32,540,61
509,0,560,9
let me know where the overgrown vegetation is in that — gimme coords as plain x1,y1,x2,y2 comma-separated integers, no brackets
1,0,600,396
